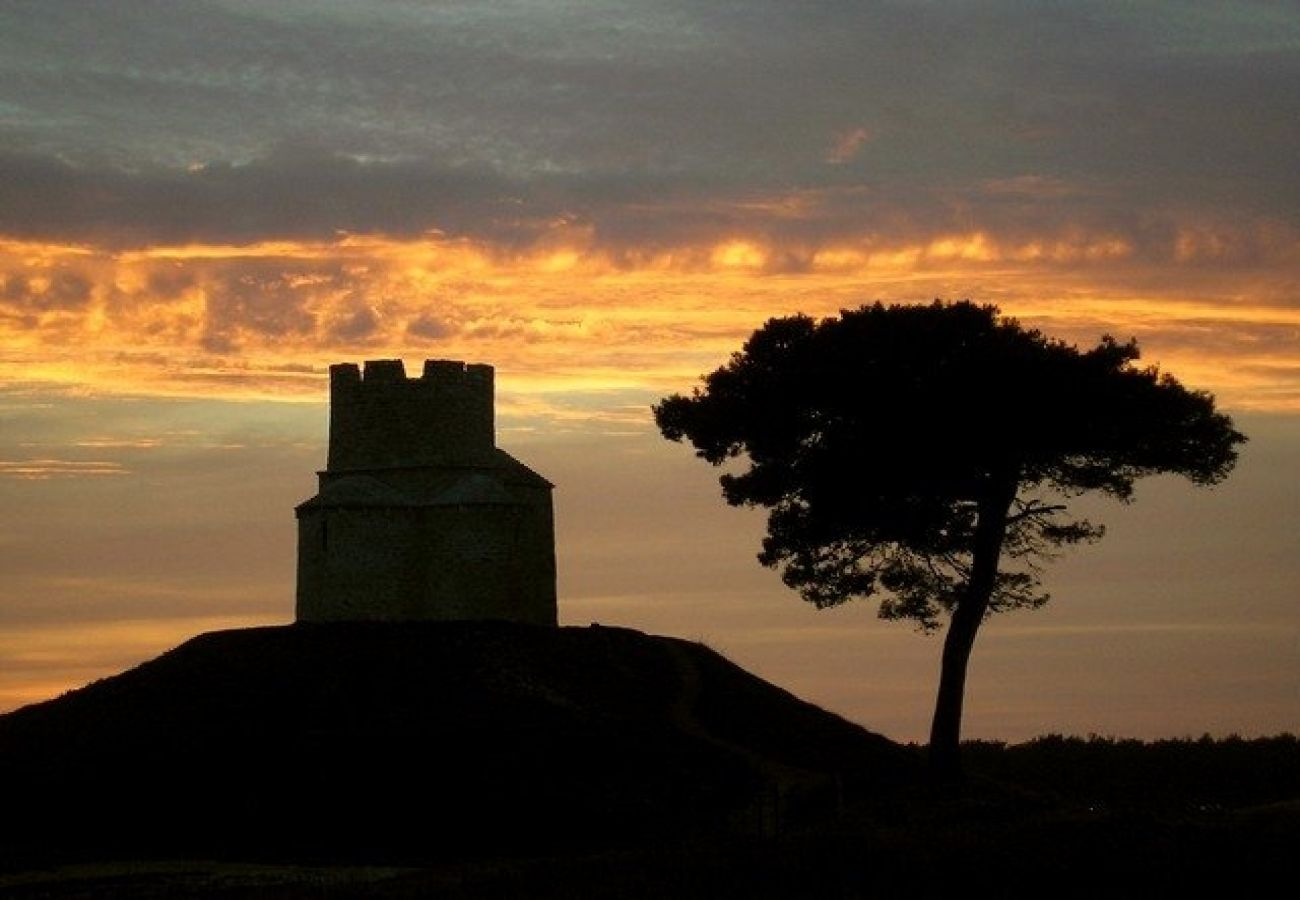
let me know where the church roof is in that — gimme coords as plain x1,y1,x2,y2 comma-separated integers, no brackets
296,474,414,511
297,467,539,512
494,449,554,489
428,471,518,506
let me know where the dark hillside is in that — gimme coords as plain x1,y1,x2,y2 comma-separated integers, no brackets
2,628,1296,897
0,622,916,864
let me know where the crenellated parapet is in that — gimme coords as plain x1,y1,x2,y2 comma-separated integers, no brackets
327,359,496,471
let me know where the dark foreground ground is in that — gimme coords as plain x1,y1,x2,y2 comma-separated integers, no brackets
2,758,1295,899
0,623,1294,897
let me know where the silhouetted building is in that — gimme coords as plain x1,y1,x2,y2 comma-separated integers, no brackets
295,359,556,624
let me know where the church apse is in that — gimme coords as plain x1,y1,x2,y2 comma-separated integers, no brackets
295,359,556,625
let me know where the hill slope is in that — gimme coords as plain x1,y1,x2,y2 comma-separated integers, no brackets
0,621,917,862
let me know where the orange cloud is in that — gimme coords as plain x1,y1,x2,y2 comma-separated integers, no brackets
0,226,1297,414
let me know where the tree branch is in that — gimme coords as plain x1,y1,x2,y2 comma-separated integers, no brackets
1006,501,1068,525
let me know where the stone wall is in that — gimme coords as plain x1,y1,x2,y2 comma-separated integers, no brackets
327,359,495,470
296,497,556,625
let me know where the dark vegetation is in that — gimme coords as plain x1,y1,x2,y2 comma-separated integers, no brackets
962,733,1300,813
655,301,1245,776
0,623,1295,897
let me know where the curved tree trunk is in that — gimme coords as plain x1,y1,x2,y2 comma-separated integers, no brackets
928,475,1019,784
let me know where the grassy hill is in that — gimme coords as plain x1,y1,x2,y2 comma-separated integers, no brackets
0,621,917,865
1,622,1295,897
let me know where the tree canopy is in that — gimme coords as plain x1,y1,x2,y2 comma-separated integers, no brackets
654,301,1245,777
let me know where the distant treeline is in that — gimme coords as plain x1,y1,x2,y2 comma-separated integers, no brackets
959,733,1300,812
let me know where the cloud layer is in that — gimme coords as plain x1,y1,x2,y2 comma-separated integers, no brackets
2,1,1298,247
1,230,1297,413
1,3,1296,412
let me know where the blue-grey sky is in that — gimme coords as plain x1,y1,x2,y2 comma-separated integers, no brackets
2,1,1298,250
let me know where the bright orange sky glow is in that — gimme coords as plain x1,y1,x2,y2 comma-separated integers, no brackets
3,230,1298,416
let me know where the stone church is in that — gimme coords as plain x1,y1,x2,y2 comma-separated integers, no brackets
295,359,556,625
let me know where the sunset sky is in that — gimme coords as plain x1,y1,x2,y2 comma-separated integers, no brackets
1,1,1296,741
